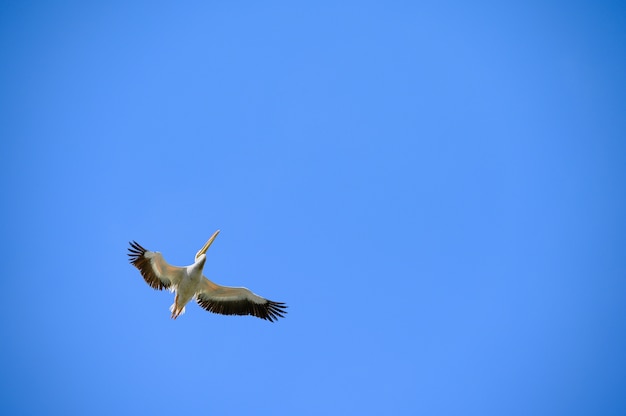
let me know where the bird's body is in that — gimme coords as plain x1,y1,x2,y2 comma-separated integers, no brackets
168,253,206,318
128,230,287,321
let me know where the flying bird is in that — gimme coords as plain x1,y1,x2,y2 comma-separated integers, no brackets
128,230,287,321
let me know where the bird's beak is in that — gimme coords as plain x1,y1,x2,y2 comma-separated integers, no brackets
196,229,220,260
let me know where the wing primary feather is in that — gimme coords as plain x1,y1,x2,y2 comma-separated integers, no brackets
196,291,288,322
127,241,171,291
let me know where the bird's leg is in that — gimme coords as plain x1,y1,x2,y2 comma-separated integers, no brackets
171,293,180,319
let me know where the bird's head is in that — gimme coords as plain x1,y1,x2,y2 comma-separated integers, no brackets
195,229,220,260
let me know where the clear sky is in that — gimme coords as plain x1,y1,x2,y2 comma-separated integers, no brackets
1,1,625,415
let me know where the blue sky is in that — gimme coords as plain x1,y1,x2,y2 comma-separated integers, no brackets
1,1,625,415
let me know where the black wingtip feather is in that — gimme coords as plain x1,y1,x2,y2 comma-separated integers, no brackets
127,241,169,291
196,296,288,322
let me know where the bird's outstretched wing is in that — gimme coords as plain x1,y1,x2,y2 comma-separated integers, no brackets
196,277,287,322
127,241,185,291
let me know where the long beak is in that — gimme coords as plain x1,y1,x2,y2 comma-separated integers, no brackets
195,229,220,260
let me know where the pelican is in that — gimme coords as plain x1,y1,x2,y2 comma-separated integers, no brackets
127,230,287,322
